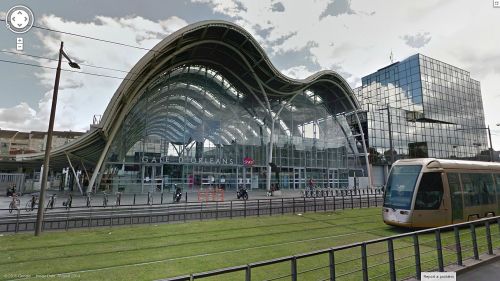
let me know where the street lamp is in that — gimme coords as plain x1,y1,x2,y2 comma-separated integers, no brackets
35,42,80,236
457,126,494,162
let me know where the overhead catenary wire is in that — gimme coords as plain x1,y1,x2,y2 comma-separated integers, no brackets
0,58,134,81
0,50,137,74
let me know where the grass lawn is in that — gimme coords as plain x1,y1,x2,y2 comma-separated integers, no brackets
0,207,498,281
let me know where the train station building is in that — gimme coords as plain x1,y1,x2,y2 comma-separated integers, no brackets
11,21,370,194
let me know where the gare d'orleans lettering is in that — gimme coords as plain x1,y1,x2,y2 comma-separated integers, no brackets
142,156,235,165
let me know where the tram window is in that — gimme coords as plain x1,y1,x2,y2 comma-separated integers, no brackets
461,174,477,207
462,173,495,206
414,172,443,210
448,173,463,220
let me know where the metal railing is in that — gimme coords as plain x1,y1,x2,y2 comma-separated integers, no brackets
161,216,500,281
0,192,383,233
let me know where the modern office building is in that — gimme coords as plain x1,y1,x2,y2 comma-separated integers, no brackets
14,21,370,194
353,54,488,185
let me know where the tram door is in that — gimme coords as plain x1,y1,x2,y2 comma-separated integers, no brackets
411,172,449,227
293,168,305,189
142,164,163,193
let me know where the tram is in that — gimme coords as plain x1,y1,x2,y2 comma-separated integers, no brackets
382,158,500,228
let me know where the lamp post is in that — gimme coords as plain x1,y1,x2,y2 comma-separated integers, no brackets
457,126,493,162
35,42,80,236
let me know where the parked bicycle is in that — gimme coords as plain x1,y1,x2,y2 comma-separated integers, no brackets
8,193,20,213
25,194,38,212
46,194,57,210
62,194,72,209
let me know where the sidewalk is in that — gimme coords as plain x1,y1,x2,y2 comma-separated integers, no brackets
0,188,306,209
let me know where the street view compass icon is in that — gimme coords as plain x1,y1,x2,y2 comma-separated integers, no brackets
5,5,34,34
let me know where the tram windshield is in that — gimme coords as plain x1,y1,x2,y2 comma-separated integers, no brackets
383,165,422,209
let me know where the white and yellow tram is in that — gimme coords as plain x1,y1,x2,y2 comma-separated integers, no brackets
382,158,500,228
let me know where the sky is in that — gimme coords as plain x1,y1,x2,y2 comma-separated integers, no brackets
0,0,500,149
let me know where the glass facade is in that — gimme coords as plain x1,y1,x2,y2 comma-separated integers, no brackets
354,54,487,165
99,65,366,193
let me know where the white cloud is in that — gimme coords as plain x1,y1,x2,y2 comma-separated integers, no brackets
0,15,188,132
192,0,500,148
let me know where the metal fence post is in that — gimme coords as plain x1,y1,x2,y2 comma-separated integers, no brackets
374,193,378,207
342,195,345,210
324,196,327,212
329,249,336,281
350,193,353,209
367,193,370,208
361,243,368,281
454,226,463,266
269,199,272,216
216,201,219,220
485,221,493,255
230,201,233,219
15,209,20,233
133,194,136,205
498,218,500,237
293,198,295,214
200,202,203,221
183,202,187,222
291,256,298,281
245,264,251,281
314,196,317,213
129,205,132,225
161,192,164,204
65,206,70,230
333,196,336,211
388,238,397,281
435,230,444,272
470,223,479,260
281,198,284,215
303,197,306,213
257,199,260,217
413,234,421,279
244,199,247,218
